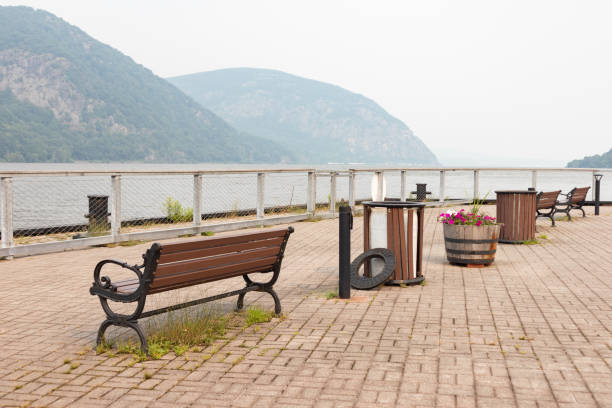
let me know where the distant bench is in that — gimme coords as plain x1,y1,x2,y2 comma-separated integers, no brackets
90,227,294,354
536,190,561,226
555,186,590,220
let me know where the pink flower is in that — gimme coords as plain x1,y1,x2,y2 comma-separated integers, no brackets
449,219,454,224
476,220,482,226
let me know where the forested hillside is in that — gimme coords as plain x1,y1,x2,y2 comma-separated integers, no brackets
0,6,293,163
169,68,438,165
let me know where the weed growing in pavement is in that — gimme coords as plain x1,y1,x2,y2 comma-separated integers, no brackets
245,307,274,327
323,289,338,299
97,305,277,361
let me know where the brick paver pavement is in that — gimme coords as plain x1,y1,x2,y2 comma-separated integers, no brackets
1,206,611,407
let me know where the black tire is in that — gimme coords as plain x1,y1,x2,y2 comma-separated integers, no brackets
350,248,396,290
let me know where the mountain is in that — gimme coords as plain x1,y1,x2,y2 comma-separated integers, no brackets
0,6,293,163
168,68,438,165
567,148,612,168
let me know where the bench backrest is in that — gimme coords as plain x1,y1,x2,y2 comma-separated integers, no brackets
143,228,293,294
536,190,561,210
568,187,590,204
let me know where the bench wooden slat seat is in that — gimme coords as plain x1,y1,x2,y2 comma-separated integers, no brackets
555,186,590,220
536,190,561,226
89,227,294,354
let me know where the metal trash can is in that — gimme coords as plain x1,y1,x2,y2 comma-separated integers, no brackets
495,190,536,243
85,195,110,233
362,201,426,285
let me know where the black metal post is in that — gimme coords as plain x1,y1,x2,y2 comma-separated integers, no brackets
411,184,431,201
594,174,603,216
339,205,352,299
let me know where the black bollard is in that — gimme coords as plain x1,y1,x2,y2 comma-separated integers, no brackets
85,195,110,233
411,184,431,201
594,174,603,216
339,205,352,299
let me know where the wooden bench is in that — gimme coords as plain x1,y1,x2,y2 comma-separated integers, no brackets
90,227,294,354
555,186,590,220
536,190,561,226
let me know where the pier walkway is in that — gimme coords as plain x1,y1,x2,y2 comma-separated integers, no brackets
1,206,611,407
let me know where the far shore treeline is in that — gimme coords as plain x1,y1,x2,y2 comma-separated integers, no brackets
567,148,612,168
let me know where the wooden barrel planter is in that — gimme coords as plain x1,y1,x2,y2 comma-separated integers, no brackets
443,224,501,266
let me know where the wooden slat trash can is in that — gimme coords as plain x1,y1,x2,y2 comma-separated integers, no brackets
495,190,537,244
362,201,425,285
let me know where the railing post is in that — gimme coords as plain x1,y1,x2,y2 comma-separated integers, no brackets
400,170,407,201
531,170,537,191
110,175,121,240
375,171,384,201
257,172,265,220
439,170,446,202
348,170,356,208
1,177,14,253
473,170,479,200
307,171,316,214
193,174,202,227
329,172,337,215
592,170,597,201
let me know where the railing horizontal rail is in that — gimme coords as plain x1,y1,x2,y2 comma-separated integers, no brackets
1,166,609,259
0,168,317,177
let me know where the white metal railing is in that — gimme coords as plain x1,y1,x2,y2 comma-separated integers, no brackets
0,167,609,258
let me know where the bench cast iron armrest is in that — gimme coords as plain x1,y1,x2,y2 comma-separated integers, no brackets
90,259,145,303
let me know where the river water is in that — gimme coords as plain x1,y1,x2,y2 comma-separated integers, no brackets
0,163,610,230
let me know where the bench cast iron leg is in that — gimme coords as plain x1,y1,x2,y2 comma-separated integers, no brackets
236,292,246,311
264,287,282,315
96,319,149,355
236,287,281,315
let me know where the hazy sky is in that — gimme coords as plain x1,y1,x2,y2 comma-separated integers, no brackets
3,0,612,166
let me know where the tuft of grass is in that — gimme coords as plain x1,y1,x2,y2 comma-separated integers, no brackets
118,240,146,247
522,239,540,245
96,342,111,355
201,231,215,236
162,197,193,223
117,341,140,355
419,279,427,286
144,307,231,359
537,234,548,240
232,355,245,366
63,358,71,365
245,307,275,327
14,384,23,390
303,216,323,222
173,345,189,356
323,290,338,300
143,371,152,380
70,362,80,370
179,234,196,238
